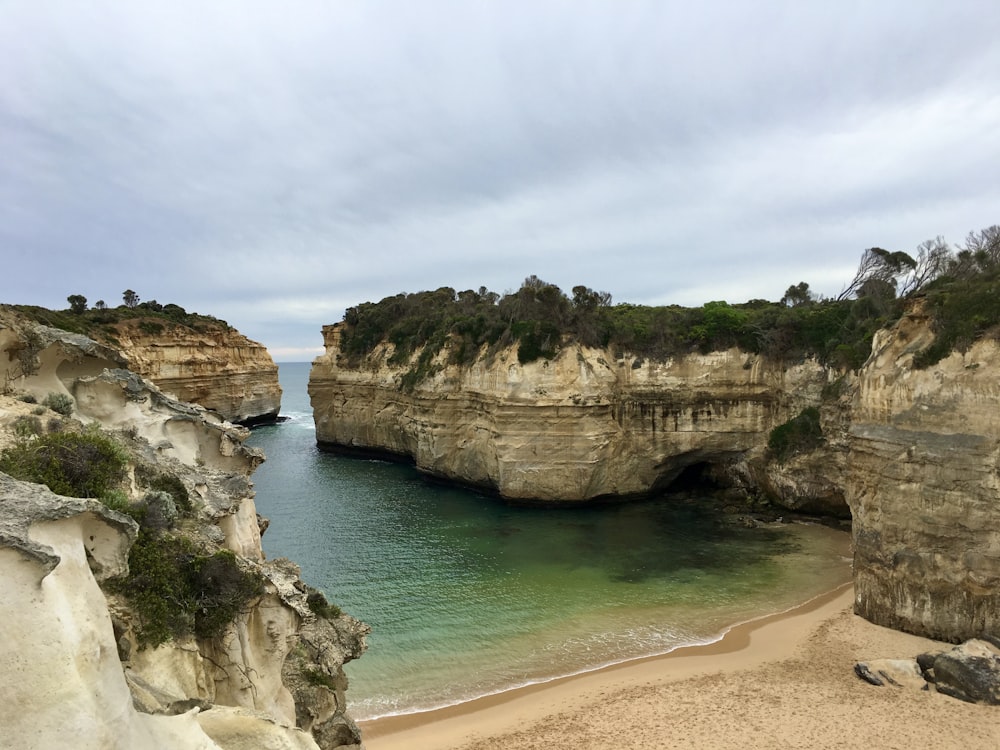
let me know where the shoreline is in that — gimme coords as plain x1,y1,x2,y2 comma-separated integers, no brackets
357,580,850,725
361,584,1000,749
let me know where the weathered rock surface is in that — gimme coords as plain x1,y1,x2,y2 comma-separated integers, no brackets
0,317,367,750
0,474,224,750
103,318,282,426
929,639,1000,704
847,308,1000,642
856,639,1000,705
312,303,1000,643
309,323,837,504
853,658,928,690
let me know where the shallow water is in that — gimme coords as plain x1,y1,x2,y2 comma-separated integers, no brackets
248,362,851,720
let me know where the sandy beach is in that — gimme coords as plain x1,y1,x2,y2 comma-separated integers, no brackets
361,585,999,750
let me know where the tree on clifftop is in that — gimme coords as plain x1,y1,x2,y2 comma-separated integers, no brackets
66,295,87,314
837,247,916,301
123,289,139,309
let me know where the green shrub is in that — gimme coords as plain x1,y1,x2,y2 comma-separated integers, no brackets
100,490,133,515
119,533,266,648
0,428,128,500
12,415,42,437
306,588,343,619
767,407,823,462
912,268,1000,368
43,392,74,416
302,667,337,690
335,277,895,382
135,466,192,514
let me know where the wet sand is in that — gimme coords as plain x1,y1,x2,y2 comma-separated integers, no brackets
362,585,1000,749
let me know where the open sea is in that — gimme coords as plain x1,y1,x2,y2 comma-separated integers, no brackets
247,362,851,721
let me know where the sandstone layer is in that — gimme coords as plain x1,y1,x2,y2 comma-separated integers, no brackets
106,318,282,425
0,312,366,750
847,307,1000,642
309,324,836,504
311,309,1000,642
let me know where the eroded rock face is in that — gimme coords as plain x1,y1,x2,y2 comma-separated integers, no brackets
0,475,223,750
309,324,835,504
0,318,367,750
848,309,1000,641
105,319,282,426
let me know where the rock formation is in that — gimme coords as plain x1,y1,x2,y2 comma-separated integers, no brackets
847,306,1000,642
855,638,1000,704
310,302,1000,642
95,317,282,426
0,313,367,750
0,304,282,425
309,323,838,505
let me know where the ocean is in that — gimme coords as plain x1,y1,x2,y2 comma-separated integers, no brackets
247,362,851,721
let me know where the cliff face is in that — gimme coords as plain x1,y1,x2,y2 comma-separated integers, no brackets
106,319,282,426
847,308,1000,641
311,310,1000,641
309,324,835,503
0,314,366,750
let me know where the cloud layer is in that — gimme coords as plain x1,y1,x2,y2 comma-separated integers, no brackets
3,1,998,358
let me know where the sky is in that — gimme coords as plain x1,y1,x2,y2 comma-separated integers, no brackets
2,2,999,361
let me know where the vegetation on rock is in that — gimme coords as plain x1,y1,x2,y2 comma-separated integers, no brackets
0,417,263,649
910,227,1000,368
0,427,128,501
118,532,265,647
5,295,232,348
767,407,824,462
306,587,343,619
335,225,999,388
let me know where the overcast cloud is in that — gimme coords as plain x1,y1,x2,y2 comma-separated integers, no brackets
2,1,998,360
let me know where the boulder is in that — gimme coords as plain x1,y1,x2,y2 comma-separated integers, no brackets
930,640,1000,705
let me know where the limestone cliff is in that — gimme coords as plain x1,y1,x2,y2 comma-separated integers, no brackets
0,313,367,750
310,306,1000,642
97,318,282,426
1,304,282,425
309,323,837,504
847,307,1000,642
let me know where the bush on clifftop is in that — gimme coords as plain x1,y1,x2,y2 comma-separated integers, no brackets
335,224,998,388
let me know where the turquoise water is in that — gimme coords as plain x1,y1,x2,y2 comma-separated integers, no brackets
248,362,851,721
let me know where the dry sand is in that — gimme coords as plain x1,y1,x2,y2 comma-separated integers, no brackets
361,585,999,749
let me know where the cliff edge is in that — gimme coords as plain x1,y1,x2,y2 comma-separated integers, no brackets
309,284,1000,642
0,311,366,750
309,323,836,505
848,306,1000,641
3,304,282,426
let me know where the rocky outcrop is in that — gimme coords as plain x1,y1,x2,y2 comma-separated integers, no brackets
847,308,1000,642
310,324,841,504
311,305,1000,642
0,474,222,750
0,316,367,750
0,305,282,425
104,318,282,426
855,639,1000,704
